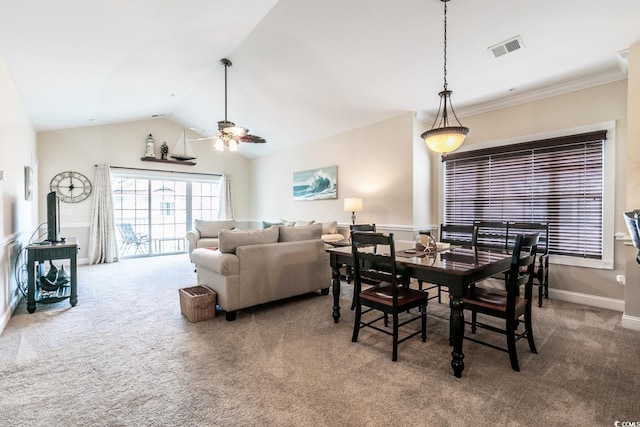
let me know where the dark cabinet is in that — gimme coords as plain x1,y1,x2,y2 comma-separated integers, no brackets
26,243,78,313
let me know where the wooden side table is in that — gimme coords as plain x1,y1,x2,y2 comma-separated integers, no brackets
26,243,78,313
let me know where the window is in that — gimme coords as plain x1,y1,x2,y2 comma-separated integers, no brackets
111,170,222,257
443,130,608,263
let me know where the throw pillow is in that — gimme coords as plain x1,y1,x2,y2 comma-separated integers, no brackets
279,219,296,227
262,220,283,229
219,227,279,254
195,219,235,238
320,220,337,235
278,223,322,242
294,220,315,226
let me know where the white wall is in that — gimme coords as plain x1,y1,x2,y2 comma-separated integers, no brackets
37,119,252,260
0,54,38,334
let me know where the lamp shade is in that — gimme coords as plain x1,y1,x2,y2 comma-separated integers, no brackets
421,126,469,154
344,197,363,212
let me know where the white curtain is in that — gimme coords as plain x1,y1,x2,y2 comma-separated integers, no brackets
218,175,234,220
88,164,119,264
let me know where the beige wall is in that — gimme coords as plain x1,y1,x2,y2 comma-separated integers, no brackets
37,119,252,260
625,42,640,320
251,82,630,307
419,80,628,304
250,113,419,239
0,54,38,333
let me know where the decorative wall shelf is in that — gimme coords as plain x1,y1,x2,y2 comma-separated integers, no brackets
140,157,196,166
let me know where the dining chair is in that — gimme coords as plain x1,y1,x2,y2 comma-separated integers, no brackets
347,224,377,307
462,233,539,371
508,222,550,307
349,223,377,241
474,221,509,250
418,224,477,303
351,231,428,361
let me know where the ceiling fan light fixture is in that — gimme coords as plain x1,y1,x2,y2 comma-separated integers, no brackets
212,58,266,152
225,125,248,137
421,0,469,155
215,137,224,151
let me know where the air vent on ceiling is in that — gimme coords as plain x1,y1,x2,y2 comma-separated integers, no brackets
488,36,525,58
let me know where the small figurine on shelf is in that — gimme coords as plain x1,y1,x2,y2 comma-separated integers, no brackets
160,142,169,159
145,133,156,158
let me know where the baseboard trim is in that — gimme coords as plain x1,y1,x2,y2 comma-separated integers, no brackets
621,313,640,331
548,288,625,312
0,291,21,336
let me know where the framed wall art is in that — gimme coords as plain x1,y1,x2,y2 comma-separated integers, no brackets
293,165,337,201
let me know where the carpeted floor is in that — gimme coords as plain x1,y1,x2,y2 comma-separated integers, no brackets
0,254,639,426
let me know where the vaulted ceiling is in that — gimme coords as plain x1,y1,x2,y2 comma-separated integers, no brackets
0,0,638,158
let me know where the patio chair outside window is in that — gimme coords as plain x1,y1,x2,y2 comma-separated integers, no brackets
118,223,149,255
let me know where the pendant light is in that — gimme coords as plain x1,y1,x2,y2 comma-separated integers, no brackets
420,0,469,154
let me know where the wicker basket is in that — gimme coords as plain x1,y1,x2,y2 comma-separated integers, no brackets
179,285,217,322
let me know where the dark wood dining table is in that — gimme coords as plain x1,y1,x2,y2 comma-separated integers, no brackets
326,244,512,378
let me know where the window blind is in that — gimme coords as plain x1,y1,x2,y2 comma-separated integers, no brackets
443,131,606,259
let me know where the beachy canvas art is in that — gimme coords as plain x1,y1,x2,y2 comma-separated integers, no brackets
293,166,337,201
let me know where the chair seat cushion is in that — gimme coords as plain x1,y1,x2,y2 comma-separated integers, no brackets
361,283,427,307
463,287,526,315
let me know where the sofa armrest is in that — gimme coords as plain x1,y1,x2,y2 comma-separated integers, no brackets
191,248,239,276
186,229,202,259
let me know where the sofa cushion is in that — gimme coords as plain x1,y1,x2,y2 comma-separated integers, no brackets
219,227,279,254
294,220,315,226
196,238,219,249
320,220,337,235
195,219,235,238
280,219,296,227
278,223,322,242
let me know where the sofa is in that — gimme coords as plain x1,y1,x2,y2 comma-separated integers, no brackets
190,223,331,320
186,219,344,261
186,219,236,262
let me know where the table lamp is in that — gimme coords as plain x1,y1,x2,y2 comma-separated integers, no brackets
344,198,363,225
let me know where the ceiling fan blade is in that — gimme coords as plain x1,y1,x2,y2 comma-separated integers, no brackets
189,126,216,134
189,136,215,141
239,134,267,144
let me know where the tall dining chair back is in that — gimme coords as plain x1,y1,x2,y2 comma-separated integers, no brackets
462,233,539,371
508,222,550,307
351,231,428,361
417,223,478,303
440,224,477,247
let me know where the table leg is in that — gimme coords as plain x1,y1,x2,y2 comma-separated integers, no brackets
332,265,341,323
70,253,78,307
27,257,36,314
450,295,465,378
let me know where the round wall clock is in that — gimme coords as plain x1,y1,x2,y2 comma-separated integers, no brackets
49,171,93,203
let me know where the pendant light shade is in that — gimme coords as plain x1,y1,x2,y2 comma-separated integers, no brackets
421,0,469,155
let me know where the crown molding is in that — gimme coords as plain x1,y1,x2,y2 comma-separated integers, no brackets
416,67,628,123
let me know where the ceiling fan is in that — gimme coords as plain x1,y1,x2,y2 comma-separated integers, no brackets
190,58,266,151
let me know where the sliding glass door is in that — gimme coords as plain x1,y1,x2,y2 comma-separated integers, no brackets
111,171,221,257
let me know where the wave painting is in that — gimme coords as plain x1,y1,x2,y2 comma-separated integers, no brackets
293,166,337,201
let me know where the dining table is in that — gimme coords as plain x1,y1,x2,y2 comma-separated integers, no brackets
326,244,513,378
